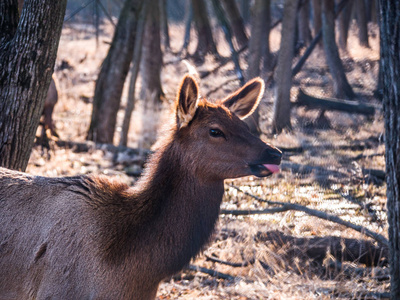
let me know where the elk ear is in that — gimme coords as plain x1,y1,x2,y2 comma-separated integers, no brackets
176,74,199,128
222,78,265,120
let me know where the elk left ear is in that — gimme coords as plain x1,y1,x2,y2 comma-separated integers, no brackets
222,78,265,120
176,74,200,128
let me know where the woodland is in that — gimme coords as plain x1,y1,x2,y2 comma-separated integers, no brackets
1,0,399,299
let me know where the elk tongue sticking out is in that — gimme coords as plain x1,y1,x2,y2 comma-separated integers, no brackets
263,164,280,174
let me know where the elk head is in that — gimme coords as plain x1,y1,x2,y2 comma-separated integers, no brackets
173,75,282,181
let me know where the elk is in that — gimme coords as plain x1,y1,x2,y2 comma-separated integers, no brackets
0,75,281,300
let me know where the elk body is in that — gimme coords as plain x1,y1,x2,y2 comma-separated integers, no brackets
0,75,281,300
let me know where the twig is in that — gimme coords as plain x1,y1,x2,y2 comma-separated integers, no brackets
205,255,254,267
185,264,236,280
226,185,389,247
221,207,289,215
200,45,247,79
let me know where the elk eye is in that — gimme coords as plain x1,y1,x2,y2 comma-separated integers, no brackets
209,128,225,138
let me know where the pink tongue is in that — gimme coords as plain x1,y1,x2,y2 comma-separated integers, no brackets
263,164,280,173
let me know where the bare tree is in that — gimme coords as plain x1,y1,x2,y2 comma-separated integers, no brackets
311,0,322,47
262,0,273,72
247,0,271,135
298,0,312,47
140,0,164,104
338,0,353,51
119,2,149,147
322,0,355,99
221,0,248,48
180,0,193,55
191,0,219,61
0,0,67,171
380,1,400,298
272,0,300,134
355,0,369,48
159,0,170,50
87,0,144,144
248,0,270,80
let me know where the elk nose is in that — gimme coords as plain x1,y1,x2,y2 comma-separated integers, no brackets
264,147,282,165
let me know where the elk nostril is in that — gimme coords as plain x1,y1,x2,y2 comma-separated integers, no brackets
264,148,282,164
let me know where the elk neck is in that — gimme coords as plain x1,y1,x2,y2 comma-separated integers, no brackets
100,131,224,277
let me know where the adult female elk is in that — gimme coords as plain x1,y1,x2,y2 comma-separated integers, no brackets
0,75,281,299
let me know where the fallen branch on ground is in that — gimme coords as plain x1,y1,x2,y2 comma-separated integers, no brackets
295,89,376,116
205,255,254,267
225,185,388,247
185,265,237,281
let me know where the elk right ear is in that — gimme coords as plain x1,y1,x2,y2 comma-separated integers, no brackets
221,78,265,120
176,75,199,128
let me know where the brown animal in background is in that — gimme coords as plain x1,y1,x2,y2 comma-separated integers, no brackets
0,75,281,300
42,77,59,137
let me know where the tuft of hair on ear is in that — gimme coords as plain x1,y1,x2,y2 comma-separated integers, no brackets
222,77,265,120
175,74,200,129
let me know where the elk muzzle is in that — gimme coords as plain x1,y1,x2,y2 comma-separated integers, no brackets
248,146,282,177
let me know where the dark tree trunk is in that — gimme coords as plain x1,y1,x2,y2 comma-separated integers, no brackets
87,0,143,144
246,0,270,135
248,0,269,80
210,0,244,85
221,0,248,48
379,1,400,298
262,0,273,72
311,0,322,46
298,0,312,47
338,0,353,50
180,0,192,55
322,0,355,99
159,0,170,50
272,0,300,134
191,0,219,60
139,0,164,105
119,2,149,147
0,0,67,171
355,0,369,47
240,0,251,24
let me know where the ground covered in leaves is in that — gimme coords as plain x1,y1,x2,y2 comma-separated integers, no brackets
27,20,388,299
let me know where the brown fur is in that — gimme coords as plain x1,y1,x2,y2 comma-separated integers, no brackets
0,75,281,300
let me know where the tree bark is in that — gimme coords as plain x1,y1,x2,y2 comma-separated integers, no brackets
262,0,273,72
119,2,148,147
298,0,312,47
296,89,375,115
210,0,244,85
355,0,369,48
87,0,143,144
139,0,164,105
246,0,270,135
248,0,269,80
322,0,355,99
180,0,192,55
338,0,353,50
0,0,67,171
221,0,248,48
272,0,300,134
311,0,322,47
191,0,219,60
159,0,170,50
379,1,400,298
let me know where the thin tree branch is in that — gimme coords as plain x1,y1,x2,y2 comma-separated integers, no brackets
205,255,254,267
185,264,237,280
